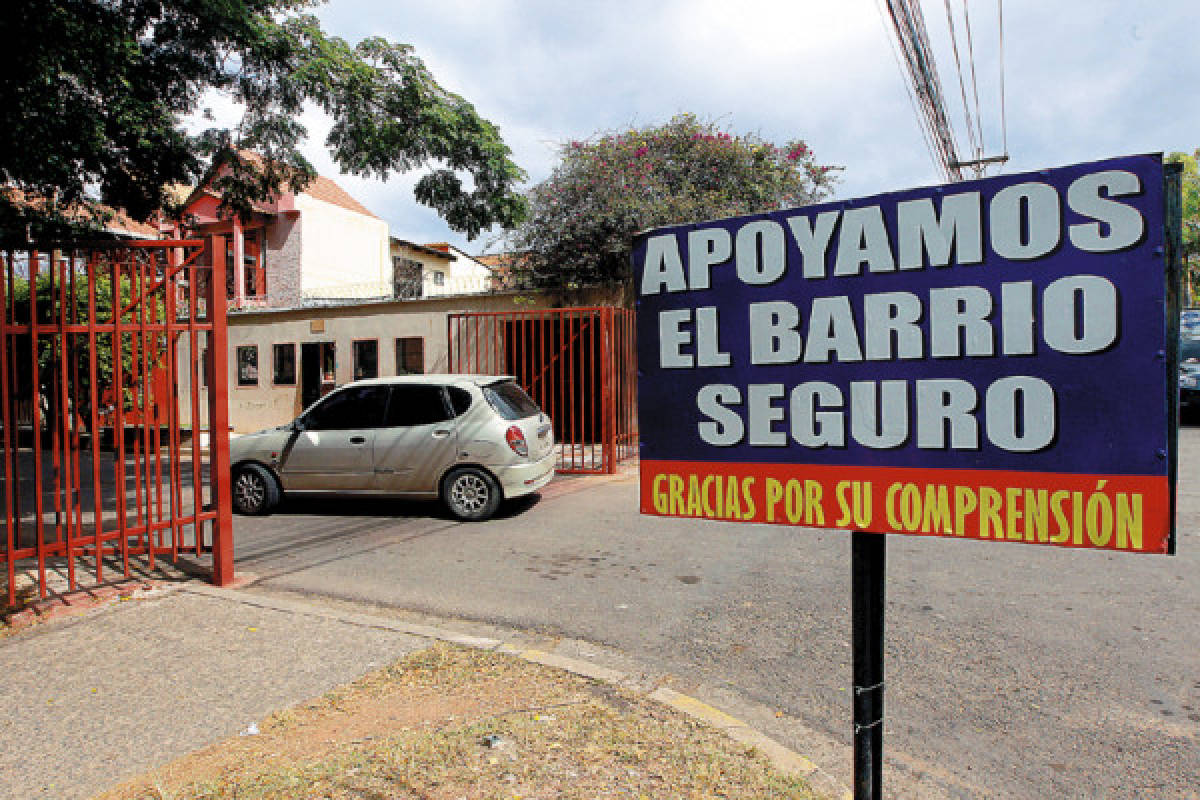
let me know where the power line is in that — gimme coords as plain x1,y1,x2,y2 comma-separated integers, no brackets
997,0,1008,160
884,0,963,180
874,0,946,181
881,0,1009,182
943,0,980,162
962,0,986,158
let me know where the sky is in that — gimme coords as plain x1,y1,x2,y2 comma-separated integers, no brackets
267,0,1198,255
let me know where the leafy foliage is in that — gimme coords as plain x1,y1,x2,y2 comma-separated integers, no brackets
506,114,840,291
1171,149,1200,284
1167,151,1200,303
10,264,165,427
0,0,526,242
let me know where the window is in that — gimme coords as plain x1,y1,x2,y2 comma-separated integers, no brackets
483,381,540,420
432,270,445,287
396,337,424,375
273,343,296,385
201,348,209,388
244,229,266,298
321,342,336,383
225,230,267,300
385,385,452,427
304,385,389,430
353,339,378,380
236,345,258,386
448,387,473,416
392,256,422,298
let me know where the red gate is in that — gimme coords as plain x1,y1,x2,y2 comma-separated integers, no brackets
0,238,235,609
448,307,637,474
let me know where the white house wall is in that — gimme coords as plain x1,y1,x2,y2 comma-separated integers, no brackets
425,246,494,297
296,194,390,298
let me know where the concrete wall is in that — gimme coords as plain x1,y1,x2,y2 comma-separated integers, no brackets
297,194,390,298
214,288,613,432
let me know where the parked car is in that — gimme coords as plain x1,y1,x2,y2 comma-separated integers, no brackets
1182,309,1200,339
1180,338,1200,412
229,375,555,521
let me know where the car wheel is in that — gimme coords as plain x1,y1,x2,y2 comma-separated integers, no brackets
233,464,280,515
442,467,501,521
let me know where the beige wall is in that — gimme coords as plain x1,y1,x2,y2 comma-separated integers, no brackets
297,194,390,298
215,288,613,432
389,243,493,297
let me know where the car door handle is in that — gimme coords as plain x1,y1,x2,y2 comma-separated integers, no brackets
432,428,453,438
349,435,366,445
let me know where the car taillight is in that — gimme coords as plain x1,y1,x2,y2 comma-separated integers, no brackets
505,425,529,457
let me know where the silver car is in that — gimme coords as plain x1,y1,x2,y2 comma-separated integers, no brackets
229,375,556,521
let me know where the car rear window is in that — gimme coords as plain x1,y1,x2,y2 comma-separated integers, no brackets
483,381,540,420
448,387,473,415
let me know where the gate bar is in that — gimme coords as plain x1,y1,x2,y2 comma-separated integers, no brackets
30,251,47,596
57,255,76,589
111,250,130,578
0,252,13,607
207,237,234,585
86,251,103,583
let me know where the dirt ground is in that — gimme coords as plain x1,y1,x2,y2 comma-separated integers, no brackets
97,643,819,800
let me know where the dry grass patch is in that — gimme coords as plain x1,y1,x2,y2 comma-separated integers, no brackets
98,643,818,800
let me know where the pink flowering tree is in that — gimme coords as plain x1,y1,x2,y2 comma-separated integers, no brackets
506,114,840,293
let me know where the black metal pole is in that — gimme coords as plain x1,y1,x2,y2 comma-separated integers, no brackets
852,530,886,800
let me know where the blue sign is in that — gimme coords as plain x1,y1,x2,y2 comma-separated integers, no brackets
635,154,1175,553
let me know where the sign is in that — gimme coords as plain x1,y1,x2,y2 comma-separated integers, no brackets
635,154,1177,554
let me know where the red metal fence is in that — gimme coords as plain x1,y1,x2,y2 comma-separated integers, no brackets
0,238,234,608
448,307,637,474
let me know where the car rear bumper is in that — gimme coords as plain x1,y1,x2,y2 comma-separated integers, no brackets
496,448,556,498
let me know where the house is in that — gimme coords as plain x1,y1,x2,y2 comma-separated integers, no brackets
0,187,161,241
390,238,494,298
207,286,612,432
176,153,391,309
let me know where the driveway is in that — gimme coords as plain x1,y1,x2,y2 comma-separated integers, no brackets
232,435,1200,799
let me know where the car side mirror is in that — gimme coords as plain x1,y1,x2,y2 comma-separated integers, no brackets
292,419,306,432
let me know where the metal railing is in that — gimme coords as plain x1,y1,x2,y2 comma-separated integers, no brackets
448,307,638,474
0,238,235,607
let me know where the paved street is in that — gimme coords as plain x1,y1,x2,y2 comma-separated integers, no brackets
230,432,1200,799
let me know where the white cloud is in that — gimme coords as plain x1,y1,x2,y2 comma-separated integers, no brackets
189,0,1200,253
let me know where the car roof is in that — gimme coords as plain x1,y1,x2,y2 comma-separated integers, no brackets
343,374,516,389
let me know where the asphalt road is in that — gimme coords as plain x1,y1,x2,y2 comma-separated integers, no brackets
230,432,1200,799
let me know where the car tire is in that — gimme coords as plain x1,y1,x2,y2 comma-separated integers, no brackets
232,463,280,516
442,467,502,521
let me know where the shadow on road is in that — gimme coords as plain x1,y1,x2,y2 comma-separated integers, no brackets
264,492,542,522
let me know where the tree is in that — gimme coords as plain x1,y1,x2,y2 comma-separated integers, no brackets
1167,150,1200,304
505,114,840,293
0,0,526,242
9,266,154,432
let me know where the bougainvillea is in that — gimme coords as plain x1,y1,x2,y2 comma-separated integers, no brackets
506,114,840,292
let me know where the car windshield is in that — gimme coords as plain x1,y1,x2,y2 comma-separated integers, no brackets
483,381,540,420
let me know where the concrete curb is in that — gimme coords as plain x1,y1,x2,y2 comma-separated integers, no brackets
180,581,851,800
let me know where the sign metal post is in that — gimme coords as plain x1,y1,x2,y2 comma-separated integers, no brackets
852,531,886,800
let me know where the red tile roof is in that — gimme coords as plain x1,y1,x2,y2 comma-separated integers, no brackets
230,150,377,217
302,174,378,218
1,187,161,238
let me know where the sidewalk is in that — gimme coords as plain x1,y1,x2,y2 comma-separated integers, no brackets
0,581,847,800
